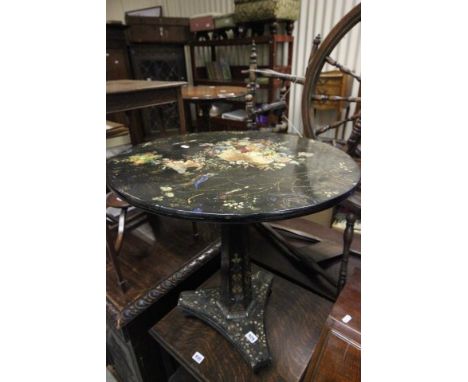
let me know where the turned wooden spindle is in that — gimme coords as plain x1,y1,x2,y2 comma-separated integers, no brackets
236,23,247,38
309,34,322,65
346,116,361,157
315,113,360,136
249,41,258,95
337,213,356,295
269,20,279,35
346,85,361,157
245,93,255,130
246,41,258,129
325,56,361,82
276,81,288,130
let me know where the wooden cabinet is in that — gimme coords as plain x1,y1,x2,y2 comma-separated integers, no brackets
126,44,188,138
126,16,191,44
106,23,132,80
125,16,189,139
107,23,132,127
314,70,352,113
190,34,294,105
189,26,295,128
303,269,361,382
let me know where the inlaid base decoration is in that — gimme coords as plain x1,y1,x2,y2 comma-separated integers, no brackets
178,270,273,372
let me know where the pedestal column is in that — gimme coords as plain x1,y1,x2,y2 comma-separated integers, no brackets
220,225,252,317
178,224,273,371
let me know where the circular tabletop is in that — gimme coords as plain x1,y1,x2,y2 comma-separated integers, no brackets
181,85,247,101
107,131,360,223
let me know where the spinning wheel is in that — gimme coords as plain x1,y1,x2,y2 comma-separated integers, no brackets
302,3,361,157
242,4,361,300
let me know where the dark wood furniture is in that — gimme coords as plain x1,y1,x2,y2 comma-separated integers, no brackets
107,22,133,128
181,85,247,132
107,131,360,370
249,218,360,301
126,22,189,141
303,269,361,381
150,266,334,382
241,6,362,300
106,80,187,145
107,22,132,81
190,35,293,93
106,216,220,382
190,31,294,125
302,4,361,145
126,16,191,44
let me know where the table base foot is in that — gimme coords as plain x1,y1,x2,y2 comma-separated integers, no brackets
178,270,273,371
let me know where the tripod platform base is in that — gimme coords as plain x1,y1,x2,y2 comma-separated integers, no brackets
178,270,273,371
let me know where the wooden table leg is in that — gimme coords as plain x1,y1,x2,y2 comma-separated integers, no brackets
125,109,145,145
176,88,187,134
183,100,193,133
200,102,212,132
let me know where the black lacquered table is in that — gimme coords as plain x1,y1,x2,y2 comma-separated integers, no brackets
107,131,360,371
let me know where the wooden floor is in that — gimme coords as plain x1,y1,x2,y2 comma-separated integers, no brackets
107,214,361,381
107,215,219,312
150,266,334,382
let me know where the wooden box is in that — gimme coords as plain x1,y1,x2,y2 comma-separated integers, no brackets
189,15,215,32
125,16,191,44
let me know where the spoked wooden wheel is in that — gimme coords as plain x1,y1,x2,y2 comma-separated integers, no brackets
302,3,361,157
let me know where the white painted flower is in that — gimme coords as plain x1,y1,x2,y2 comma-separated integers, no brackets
298,152,314,157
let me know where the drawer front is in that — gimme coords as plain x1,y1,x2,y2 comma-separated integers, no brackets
126,16,189,26
316,77,343,96
314,76,344,109
128,24,190,43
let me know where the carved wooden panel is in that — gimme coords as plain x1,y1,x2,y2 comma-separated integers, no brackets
129,44,187,137
106,319,143,382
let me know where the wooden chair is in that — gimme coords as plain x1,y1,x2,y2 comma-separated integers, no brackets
106,190,148,294
243,4,361,300
105,121,201,293
106,121,148,293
